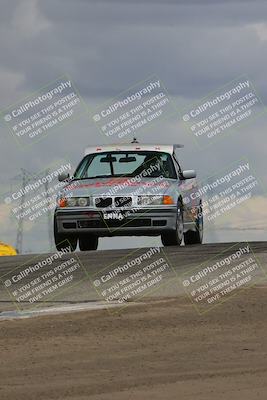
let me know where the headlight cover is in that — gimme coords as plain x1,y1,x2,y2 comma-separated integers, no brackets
59,197,90,207
77,197,88,207
137,195,174,206
137,195,163,206
66,197,77,207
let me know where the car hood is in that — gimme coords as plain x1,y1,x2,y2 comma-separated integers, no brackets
60,177,177,198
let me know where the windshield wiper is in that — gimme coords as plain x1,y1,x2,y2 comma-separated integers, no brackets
71,175,113,181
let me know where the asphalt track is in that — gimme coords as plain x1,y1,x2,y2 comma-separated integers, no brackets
0,241,266,315
1,242,267,400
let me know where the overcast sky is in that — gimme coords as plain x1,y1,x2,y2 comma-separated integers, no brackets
0,0,267,252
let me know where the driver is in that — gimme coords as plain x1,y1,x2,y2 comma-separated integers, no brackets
134,154,163,177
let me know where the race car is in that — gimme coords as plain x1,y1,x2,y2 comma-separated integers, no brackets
54,142,203,251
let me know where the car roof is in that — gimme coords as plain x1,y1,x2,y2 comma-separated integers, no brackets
84,143,184,156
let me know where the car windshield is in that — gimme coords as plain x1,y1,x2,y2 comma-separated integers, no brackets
74,151,177,179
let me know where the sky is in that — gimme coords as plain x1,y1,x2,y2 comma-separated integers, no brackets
0,0,267,253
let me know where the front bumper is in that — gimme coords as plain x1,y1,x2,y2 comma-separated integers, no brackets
55,206,183,237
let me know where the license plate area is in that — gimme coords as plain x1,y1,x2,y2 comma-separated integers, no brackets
102,211,126,221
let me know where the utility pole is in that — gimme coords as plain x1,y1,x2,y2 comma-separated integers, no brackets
12,168,54,254
43,169,54,252
15,169,28,254
206,176,219,243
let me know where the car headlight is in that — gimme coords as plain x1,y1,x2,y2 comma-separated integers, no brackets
77,197,88,207
137,195,174,206
59,197,90,207
66,197,77,207
137,195,163,206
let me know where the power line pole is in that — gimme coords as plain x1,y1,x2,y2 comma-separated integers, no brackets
15,169,28,254
12,168,55,254
43,169,53,252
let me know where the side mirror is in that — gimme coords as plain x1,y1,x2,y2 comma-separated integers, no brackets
181,170,196,180
58,172,70,182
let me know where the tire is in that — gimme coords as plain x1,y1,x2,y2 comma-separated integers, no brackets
161,203,184,246
54,217,77,252
184,207,203,245
79,235,98,251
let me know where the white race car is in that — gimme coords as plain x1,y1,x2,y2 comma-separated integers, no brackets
54,142,203,251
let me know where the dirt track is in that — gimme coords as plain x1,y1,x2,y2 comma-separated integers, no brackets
1,287,267,399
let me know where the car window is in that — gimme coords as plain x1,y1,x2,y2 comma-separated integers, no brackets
74,151,177,179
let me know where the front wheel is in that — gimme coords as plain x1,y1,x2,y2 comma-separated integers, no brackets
184,208,203,245
54,217,77,252
161,204,183,246
79,235,98,251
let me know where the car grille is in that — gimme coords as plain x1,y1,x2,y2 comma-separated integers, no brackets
78,218,151,228
94,197,132,208
114,197,132,207
95,197,112,208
